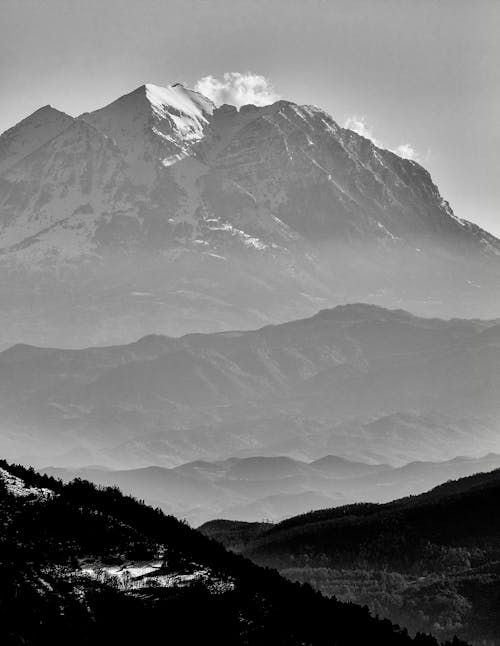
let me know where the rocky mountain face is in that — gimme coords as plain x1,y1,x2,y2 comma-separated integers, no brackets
0,82,499,348
1,304,499,470
0,105,75,175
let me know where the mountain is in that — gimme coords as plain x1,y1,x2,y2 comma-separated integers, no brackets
203,468,500,645
43,453,500,525
1,82,499,348
0,458,464,646
0,105,74,175
1,304,499,469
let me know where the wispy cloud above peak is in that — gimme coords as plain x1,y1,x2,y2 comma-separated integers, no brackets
194,72,280,109
343,115,382,148
344,114,419,161
394,143,418,160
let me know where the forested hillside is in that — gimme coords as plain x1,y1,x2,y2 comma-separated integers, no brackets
0,459,468,646
204,469,500,644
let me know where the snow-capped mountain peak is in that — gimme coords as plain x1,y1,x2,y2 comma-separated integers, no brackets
0,81,500,349
78,83,215,172
144,82,214,124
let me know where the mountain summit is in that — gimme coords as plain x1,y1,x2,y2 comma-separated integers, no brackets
0,81,499,347
80,83,214,176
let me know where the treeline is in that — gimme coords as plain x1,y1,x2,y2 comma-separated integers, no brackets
245,471,500,572
230,468,500,644
0,459,470,646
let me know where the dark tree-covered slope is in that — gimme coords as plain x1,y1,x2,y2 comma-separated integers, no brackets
209,469,500,644
0,459,466,646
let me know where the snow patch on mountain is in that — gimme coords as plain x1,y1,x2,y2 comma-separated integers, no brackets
80,83,214,178
0,79,499,340
0,467,54,499
145,83,214,134
81,560,234,593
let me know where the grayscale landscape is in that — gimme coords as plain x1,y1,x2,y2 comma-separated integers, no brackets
0,1,498,645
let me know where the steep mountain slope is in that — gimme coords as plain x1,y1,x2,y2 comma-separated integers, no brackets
0,82,499,348
0,119,128,254
219,469,500,645
82,83,214,174
1,304,499,469
0,458,462,646
0,105,74,175
43,453,500,525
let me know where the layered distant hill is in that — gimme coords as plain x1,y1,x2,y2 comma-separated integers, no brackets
4,458,460,646
1,304,499,470
201,468,500,645
0,82,499,348
43,453,500,525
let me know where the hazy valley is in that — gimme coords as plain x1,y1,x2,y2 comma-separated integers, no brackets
43,453,500,526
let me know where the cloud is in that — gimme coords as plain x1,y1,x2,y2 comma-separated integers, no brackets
344,115,419,161
343,115,382,147
194,72,280,109
394,143,418,160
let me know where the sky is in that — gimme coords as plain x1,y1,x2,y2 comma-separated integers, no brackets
0,0,498,236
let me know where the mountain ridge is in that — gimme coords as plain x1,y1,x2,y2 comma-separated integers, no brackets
201,467,500,644
0,457,469,645
1,81,499,348
0,304,498,472
41,452,500,526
